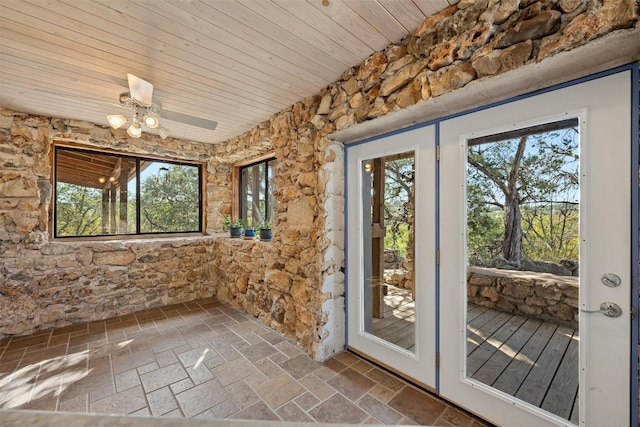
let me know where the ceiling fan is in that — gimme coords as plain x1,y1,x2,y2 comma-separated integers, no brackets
107,74,217,139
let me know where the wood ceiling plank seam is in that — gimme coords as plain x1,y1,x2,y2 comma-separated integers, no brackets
57,170,113,184
2,4,305,107
270,0,378,58
0,85,238,142
0,53,133,97
345,0,413,43
42,2,315,106
94,0,324,93
117,0,327,94
0,48,275,120
0,81,267,135
377,0,428,33
0,58,273,130
0,94,237,144
56,166,115,178
412,0,451,17
58,152,119,168
203,0,346,80
236,0,360,68
0,23,291,114
307,0,392,51
0,49,120,90
161,0,337,86
3,58,271,137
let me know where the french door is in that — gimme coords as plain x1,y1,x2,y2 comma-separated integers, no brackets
439,70,631,426
346,125,437,388
346,69,633,426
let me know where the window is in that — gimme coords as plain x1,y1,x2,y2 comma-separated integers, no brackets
54,146,203,237
238,157,276,227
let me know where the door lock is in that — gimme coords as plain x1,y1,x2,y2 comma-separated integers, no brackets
580,302,623,318
601,273,622,287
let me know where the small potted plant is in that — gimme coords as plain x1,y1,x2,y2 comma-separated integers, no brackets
243,219,257,239
223,215,243,238
259,221,272,242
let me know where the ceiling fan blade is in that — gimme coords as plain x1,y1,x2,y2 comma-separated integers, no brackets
161,110,218,130
158,126,170,139
127,73,154,106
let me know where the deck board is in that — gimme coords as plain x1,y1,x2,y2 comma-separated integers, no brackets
470,317,541,386
491,321,557,395
515,324,573,406
540,329,579,419
371,286,579,422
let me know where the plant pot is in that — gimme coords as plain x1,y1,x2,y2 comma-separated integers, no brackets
259,229,272,242
229,227,242,238
243,229,256,239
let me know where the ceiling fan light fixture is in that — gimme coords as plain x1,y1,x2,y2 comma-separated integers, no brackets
127,118,142,138
143,113,160,129
107,114,127,129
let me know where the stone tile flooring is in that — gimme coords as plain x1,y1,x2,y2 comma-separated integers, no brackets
0,297,490,426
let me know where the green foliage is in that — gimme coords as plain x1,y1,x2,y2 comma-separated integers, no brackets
140,164,200,233
466,125,580,266
259,221,271,230
467,208,503,266
56,162,200,236
383,156,414,259
223,215,243,229
55,183,102,236
243,218,257,231
521,203,579,262
384,223,409,258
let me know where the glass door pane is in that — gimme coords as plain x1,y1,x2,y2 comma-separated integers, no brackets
362,152,416,352
465,119,580,422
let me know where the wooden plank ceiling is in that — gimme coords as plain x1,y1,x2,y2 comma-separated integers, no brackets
0,0,454,145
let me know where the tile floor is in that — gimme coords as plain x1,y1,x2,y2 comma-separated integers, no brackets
0,297,490,426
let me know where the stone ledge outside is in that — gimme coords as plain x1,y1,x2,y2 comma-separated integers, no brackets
467,266,578,328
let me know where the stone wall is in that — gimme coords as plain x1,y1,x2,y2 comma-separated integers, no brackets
0,0,637,361
468,266,579,327
206,105,346,360
205,0,636,359
0,112,224,338
314,0,638,135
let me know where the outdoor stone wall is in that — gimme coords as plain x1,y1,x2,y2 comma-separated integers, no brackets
0,0,637,362
468,266,579,327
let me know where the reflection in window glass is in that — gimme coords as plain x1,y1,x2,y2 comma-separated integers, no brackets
240,158,275,227
140,162,201,233
54,147,201,237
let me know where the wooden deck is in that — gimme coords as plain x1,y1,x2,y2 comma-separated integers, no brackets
372,286,416,352
373,286,579,422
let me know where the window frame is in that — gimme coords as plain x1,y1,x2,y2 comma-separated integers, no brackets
52,143,205,240
232,153,276,226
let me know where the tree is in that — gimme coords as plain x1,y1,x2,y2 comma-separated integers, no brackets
383,156,414,258
140,164,200,233
467,123,579,267
55,183,102,236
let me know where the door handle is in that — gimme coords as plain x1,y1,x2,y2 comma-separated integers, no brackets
580,302,623,318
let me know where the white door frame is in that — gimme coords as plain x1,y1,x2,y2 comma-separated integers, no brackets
439,70,632,426
345,125,437,389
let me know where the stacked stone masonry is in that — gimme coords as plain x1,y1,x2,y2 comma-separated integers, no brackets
467,267,579,328
0,0,638,363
